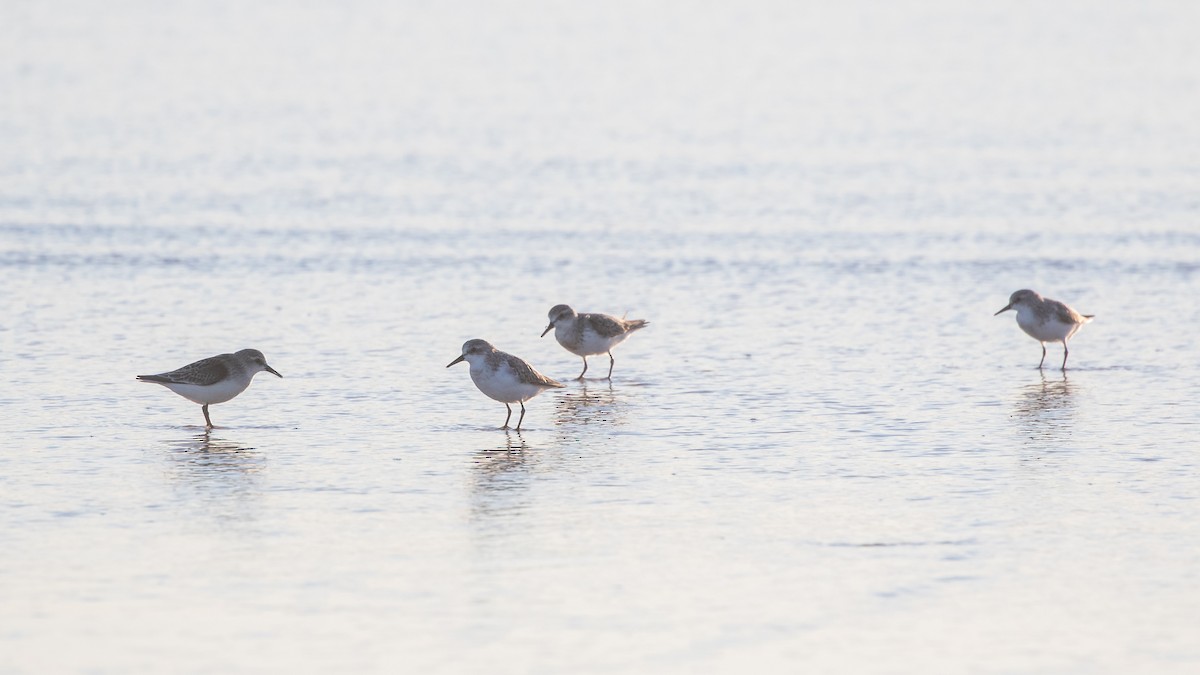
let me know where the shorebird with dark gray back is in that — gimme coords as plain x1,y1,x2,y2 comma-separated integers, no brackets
137,349,282,427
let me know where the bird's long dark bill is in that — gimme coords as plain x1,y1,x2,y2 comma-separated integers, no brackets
540,323,553,337
447,355,466,368
266,365,283,378
994,304,1014,316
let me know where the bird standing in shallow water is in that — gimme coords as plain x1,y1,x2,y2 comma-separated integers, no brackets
541,304,648,379
995,290,1093,370
137,349,282,427
447,339,564,430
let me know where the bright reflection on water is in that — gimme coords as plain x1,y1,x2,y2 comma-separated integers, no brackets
2,0,1200,673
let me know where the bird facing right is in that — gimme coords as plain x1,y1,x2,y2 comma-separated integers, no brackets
541,304,649,380
137,348,283,427
995,289,1093,370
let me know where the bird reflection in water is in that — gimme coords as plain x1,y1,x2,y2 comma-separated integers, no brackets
469,430,533,522
163,429,263,474
160,430,266,521
1013,371,1076,443
553,380,625,428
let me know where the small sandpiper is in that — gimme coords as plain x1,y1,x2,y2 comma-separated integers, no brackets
540,304,648,379
995,290,1094,370
137,349,282,427
447,339,565,430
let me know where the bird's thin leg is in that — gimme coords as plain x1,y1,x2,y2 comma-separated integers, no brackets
1061,342,1069,371
516,401,527,430
202,404,213,428
502,403,512,429
605,352,615,379
576,357,588,380
1037,343,1046,369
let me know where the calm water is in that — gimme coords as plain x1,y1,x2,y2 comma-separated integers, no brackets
3,1,1199,673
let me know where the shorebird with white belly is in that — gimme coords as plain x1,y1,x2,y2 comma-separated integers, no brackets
137,349,282,427
540,304,648,380
995,289,1093,370
447,339,564,430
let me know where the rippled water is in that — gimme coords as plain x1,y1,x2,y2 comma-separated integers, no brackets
3,1,1199,673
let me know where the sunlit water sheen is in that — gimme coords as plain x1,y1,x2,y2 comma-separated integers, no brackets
2,1,1199,673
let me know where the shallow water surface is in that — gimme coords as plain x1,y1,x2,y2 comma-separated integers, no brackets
2,1,1199,673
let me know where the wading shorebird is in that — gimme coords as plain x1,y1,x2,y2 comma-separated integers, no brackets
137,349,282,427
447,339,564,430
995,290,1094,370
540,304,648,380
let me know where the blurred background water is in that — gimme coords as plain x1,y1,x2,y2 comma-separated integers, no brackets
2,0,1199,673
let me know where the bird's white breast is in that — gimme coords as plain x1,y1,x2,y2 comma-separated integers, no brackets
469,361,545,403
1015,306,1075,343
555,322,626,356
162,375,252,405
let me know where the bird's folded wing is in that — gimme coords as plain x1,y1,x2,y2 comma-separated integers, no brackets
143,357,231,386
1050,301,1087,324
508,356,564,388
584,313,629,338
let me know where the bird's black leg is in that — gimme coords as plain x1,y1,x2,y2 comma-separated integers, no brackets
605,352,615,379
1037,343,1046,369
202,404,213,428
576,357,588,380
1061,343,1069,371
502,403,512,429
516,401,527,430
